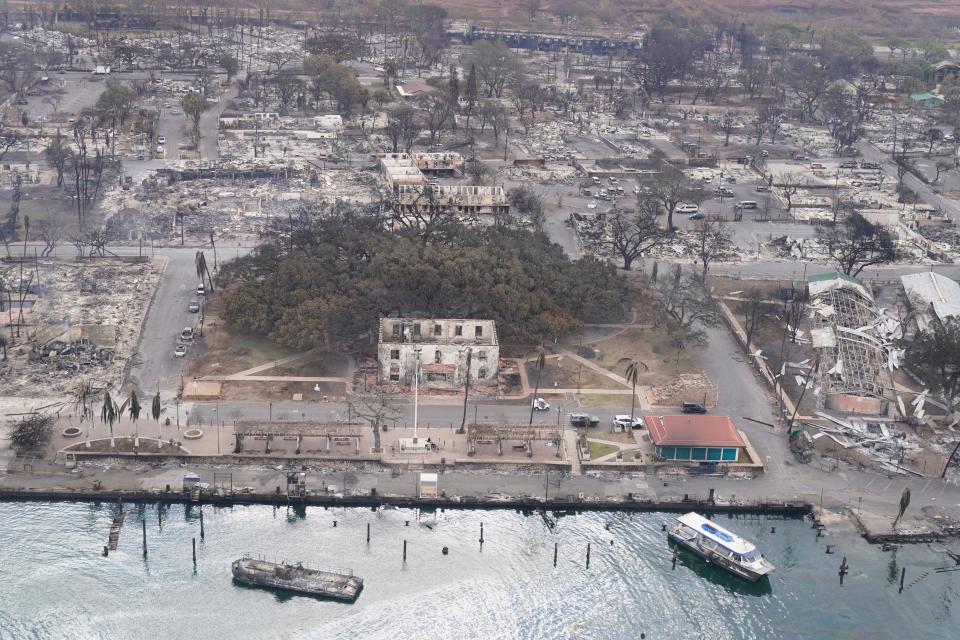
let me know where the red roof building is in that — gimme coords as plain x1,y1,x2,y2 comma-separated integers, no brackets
646,415,748,463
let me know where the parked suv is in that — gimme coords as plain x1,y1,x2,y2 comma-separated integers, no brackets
681,401,707,414
569,413,600,428
613,415,644,430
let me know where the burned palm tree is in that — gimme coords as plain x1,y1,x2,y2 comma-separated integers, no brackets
72,379,94,445
458,348,472,434
209,230,218,273
21,214,29,258
152,390,162,448
893,487,911,529
528,348,546,425
625,360,648,426
195,250,214,293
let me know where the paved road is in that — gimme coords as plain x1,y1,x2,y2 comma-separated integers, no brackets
130,251,202,396
186,398,642,432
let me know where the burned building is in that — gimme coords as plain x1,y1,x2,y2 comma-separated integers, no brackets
411,152,464,177
377,318,499,389
379,153,427,190
393,184,508,217
378,153,507,218
901,272,960,333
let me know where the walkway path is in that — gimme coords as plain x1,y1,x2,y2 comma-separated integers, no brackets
563,429,582,476
224,351,315,378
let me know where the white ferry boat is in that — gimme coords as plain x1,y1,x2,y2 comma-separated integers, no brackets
668,512,775,582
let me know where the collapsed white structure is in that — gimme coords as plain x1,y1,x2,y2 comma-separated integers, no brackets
808,273,895,415
901,272,960,332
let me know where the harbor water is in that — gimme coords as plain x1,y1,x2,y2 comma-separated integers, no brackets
0,501,956,639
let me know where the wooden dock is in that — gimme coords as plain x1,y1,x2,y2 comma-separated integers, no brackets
107,511,127,550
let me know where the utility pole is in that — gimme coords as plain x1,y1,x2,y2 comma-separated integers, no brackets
413,348,421,439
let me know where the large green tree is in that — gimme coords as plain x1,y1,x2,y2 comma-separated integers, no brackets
180,91,210,152
219,207,628,350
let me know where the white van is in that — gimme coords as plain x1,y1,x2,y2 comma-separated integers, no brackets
736,200,758,210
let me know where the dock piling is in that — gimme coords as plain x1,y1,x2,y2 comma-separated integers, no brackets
586,543,591,569
142,519,147,558
367,523,370,543
839,557,849,585
672,547,678,569
403,539,407,562
102,545,109,557
553,542,558,567
899,567,906,593
199,507,205,540
192,537,197,565
479,522,484,547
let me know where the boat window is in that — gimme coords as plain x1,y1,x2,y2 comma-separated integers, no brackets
742,550,761,562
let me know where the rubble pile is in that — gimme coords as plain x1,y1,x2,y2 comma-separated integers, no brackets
499,163,581,183
510,121,587,159
915,224,960,261
803,413,928,476
648,373,716,407
102,168,381,242
0,260,160,396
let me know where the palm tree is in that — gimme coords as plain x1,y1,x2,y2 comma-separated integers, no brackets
625,360,648,426
209,230,218,273
528,349,546,425
127,388,142,448
101,391,118,447
152,390,162,448
195,250,214,292
458,348,472,434
21,215,29,258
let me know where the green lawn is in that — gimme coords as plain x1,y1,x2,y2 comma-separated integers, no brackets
232,334,297,362
586,440,619,460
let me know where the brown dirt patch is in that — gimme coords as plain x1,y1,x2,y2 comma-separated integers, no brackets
220,380,347,405
526,358,623,391
648,373,717,407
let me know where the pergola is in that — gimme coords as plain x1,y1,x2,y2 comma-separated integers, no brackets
466,423,561,458
234,421,366,455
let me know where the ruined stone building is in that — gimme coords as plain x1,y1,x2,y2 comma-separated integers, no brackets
377,318,499,389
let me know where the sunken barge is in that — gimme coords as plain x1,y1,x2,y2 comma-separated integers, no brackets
231,556,363,602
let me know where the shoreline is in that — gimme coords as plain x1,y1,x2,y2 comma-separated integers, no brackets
0,487,812,515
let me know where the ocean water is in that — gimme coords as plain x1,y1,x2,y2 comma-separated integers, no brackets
0,502,955,639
